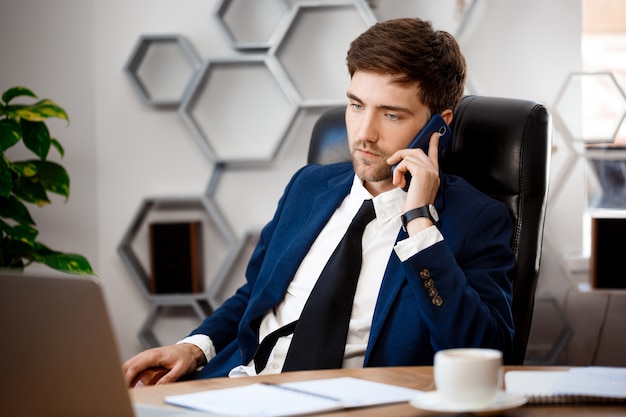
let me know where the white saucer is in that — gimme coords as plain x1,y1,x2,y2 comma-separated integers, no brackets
409,390,527,416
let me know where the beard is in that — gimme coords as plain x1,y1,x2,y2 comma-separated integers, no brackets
350,141,393,183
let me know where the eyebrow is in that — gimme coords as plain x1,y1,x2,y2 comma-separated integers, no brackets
346,92,414,115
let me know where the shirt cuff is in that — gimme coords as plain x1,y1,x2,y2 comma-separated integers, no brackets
177,334,216,363
394,225,444,262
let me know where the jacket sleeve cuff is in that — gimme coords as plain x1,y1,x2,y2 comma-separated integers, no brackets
394,225,443,262
177,334,216,363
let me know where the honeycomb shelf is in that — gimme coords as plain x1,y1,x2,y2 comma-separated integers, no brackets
124,34,202,108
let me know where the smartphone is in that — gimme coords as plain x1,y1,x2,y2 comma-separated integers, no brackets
391,114,452,191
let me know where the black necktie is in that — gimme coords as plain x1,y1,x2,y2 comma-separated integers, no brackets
281,198,376,371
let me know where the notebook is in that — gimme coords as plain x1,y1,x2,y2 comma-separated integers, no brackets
505,368,626,405
0,271,213,417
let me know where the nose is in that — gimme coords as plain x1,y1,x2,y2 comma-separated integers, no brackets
354,111,379,143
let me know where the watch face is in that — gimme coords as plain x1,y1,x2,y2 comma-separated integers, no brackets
429,204,439,223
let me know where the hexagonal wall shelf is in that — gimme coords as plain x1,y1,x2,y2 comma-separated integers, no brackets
125,35,202,107
118,197,235,299
118,197,236,347
214,0,289,50
179,55,298,164
553,72,626,143
269,0,377,107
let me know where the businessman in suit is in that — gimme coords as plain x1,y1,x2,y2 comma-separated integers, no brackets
123,17,514,385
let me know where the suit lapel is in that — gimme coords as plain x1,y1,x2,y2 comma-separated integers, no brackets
246,171,353,324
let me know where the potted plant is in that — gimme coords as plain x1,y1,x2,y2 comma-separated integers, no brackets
0,86,94,275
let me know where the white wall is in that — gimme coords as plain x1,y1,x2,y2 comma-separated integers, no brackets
3,0,622,366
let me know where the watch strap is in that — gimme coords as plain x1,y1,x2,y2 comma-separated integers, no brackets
401,206,432,231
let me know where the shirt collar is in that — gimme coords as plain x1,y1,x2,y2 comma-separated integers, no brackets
349,175,405,224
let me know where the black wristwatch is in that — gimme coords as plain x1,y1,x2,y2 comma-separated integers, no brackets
401,204,439,231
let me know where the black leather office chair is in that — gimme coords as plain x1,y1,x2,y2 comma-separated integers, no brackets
308,95,552,365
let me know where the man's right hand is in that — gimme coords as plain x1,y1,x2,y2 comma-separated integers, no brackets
122,343,206,387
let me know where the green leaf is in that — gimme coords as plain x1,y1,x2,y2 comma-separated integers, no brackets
13,99,69,122
0,226,95,276
0,119,21,152
51,138,65,158
11,175,50,206
1,222,38,245
0,195,36,225
32,242,95,275
0,237,32,268
35,161,70,198
2,87,37,105
11,160,38,177
21,119,51,160
10,160,69,202
42,253,94,275
0,158,12,197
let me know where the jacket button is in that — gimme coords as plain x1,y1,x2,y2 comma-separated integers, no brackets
424,278,435,289
428,287,438,298
419,269,430,279
432,295,443,306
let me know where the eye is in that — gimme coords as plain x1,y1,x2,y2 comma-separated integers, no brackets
386,112,399,121
350,103,363,111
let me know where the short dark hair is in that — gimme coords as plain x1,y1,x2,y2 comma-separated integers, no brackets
346,18,466,115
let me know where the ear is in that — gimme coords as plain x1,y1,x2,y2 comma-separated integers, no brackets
440,109,453,125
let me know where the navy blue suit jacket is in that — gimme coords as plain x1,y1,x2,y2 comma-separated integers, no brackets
192,162,515,378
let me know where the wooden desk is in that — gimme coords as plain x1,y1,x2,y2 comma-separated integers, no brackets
130,366,626,416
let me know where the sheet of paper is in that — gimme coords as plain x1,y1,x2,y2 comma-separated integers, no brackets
164,377,422,417
165,383,341,417
281,377,422,408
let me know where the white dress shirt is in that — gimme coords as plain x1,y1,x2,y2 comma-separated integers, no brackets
179,175,443,377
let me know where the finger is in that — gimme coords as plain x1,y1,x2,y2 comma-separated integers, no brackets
391,162,407,189
156,362,190,385
122,349,162,386
428,131,440,163
387,150,404,166
124,370,136,387
123,362,145,387
392,154,420,186
156,369,179,385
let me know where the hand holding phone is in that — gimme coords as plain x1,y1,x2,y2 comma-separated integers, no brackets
391,114,452,191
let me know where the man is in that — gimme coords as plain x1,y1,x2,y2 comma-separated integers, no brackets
123,17,514,385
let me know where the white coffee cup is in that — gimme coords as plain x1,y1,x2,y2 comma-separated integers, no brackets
434,348,503,410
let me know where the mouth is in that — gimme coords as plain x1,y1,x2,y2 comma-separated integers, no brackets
355,147,381,160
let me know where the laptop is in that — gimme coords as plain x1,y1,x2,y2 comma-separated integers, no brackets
0,271,213,417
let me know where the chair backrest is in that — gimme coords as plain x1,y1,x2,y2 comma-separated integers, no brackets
307,95,552,365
